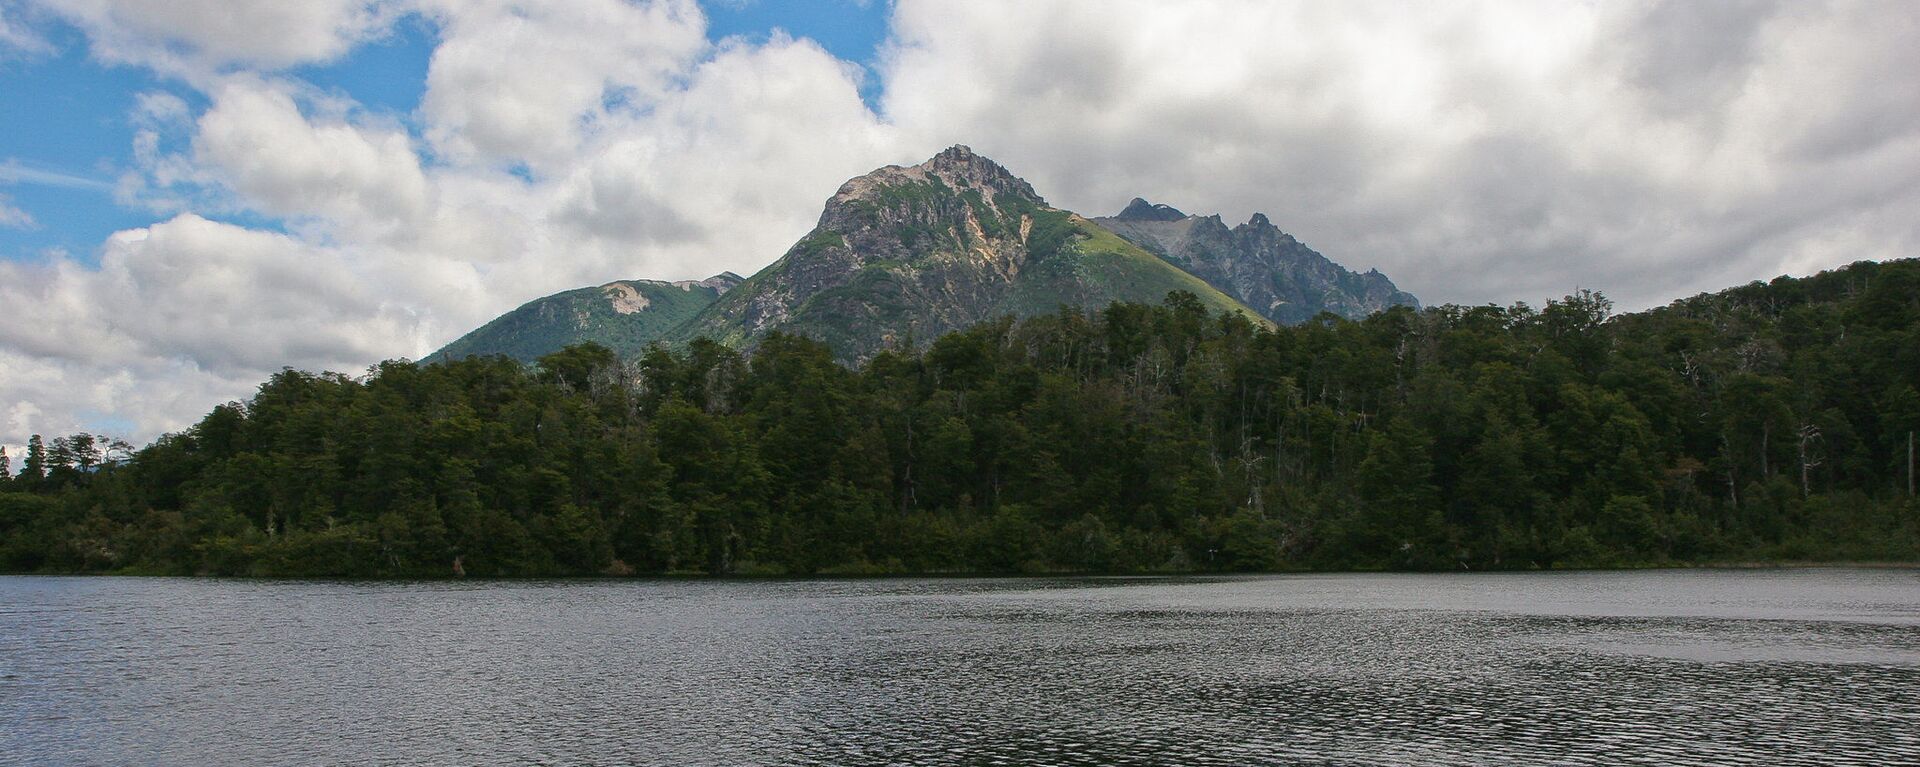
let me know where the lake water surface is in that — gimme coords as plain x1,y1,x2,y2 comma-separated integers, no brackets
3,569,1917,765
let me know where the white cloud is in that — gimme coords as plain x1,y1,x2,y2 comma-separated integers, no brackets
37,0,402,76
416,0,709,170
549,33,901,278
879,0,1920,308
0,193,33,228
132,90,191,125
0,2,53,56
5,0,1918,449
0,347,269,451
0,159,113,190
0,214,421,374
0,214,429,445
194,77,431,235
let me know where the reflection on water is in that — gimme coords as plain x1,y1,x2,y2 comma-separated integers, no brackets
2,569,1916,765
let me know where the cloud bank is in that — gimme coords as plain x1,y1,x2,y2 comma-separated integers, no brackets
2,0,1916,448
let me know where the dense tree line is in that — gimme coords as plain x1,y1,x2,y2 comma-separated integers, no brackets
3,260,1916,576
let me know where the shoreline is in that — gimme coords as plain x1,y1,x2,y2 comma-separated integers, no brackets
4,561,1917,581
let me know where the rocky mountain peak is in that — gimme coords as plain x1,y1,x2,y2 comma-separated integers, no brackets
692,271,744,293
666,272,744,294
1115,197,1188,221
830,146,1043,210
1095,201,1419,324
920,144,1042,203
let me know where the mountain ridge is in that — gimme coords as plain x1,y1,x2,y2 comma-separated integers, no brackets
425,272,742,364
1094,198,1418,324
666,146,1265,361
430,147,1416,364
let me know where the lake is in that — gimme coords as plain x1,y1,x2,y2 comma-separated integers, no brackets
3,569,1917,765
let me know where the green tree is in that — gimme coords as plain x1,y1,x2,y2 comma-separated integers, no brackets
1349,422,1453,569
20,435,46,489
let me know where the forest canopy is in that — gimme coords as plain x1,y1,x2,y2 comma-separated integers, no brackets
3,259,1916,576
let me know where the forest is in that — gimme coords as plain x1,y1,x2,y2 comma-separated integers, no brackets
2,259,1916,576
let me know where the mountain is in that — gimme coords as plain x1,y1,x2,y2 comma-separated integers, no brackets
430,146,1420,364
664,146,1261,361
427,273,741,363
1095,198,1419,324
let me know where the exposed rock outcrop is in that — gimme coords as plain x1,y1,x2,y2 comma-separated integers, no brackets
1096,199,1418,324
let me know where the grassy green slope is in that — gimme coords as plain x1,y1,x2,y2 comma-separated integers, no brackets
665,291,754,348
1000,214,1270,326
428,280,725,364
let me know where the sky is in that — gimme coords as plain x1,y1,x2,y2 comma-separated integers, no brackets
0,0,1916,450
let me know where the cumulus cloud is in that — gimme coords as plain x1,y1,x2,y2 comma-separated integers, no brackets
415,0,709,169
880,0,1920,307
549,33,901,276
0,215,425,450
0,214,420,373
194,78,431,233
0,347,270,455
4,0,1917,450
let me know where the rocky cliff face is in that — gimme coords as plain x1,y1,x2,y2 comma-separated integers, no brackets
668,146,1259,361
1096,199,1418,324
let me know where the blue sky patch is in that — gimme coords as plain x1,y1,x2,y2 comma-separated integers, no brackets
0,1,891,264
0,22,164,262
290,14,438,124
704,0,890,106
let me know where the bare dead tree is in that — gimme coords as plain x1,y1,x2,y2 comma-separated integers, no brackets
1797,423,1823,498
1722,434,1740,507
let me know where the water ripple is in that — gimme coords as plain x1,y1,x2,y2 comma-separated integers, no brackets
2,570,1916,765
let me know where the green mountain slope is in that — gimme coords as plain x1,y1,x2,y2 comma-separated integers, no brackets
426,274,741,363
667,146,1265,361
